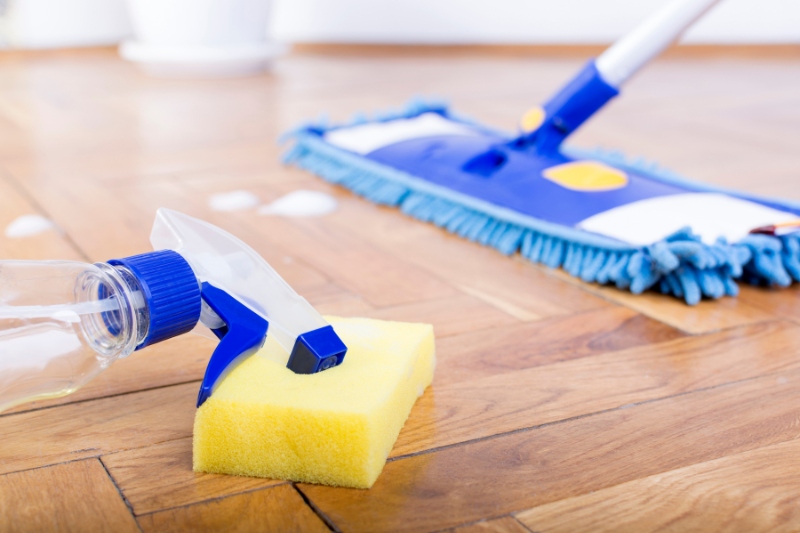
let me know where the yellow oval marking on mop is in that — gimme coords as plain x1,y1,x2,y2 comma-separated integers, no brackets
520,106,546,132
542,161,628,191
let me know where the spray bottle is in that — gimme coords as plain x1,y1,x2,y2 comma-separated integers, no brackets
0,209,347,413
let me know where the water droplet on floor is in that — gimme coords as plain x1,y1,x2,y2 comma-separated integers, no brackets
4,215,54,238
258,190,338,217
209,190,260,212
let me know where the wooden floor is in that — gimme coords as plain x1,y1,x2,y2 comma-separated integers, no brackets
1,46,800,532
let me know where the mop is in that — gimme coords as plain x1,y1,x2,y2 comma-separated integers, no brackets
284,0,800,305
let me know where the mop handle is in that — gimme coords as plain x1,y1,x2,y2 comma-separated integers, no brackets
596,0,722,88
519,0,723,150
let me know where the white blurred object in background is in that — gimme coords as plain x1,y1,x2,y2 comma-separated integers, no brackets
271,0,800,44
0,0,131,48
0,0,797,54
120,0,286,78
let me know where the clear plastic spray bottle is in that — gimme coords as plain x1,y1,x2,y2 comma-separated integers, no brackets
0,209,347,413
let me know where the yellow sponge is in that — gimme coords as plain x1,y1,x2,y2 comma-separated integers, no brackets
193,316,435,488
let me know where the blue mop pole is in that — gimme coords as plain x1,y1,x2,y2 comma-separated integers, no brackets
521,0,722,154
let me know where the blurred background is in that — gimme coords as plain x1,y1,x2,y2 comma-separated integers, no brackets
0,0,797,50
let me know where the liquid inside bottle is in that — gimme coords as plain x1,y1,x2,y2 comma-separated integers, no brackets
0,260,147,412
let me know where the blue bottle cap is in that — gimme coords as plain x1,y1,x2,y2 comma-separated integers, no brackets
108,250,201,349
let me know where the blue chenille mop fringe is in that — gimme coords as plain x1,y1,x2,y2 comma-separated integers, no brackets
283,100,800,305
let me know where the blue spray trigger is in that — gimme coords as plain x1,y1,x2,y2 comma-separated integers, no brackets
196,282,269,407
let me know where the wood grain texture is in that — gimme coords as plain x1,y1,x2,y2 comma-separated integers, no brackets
103,437,284,515
738,284,800,327
445,516,532,533
516,438,800,533
434,306,683,385
0,173,83,261
363,293,521,338
246,212,461,308
0,382,195,475
391,320,800,457
542,265,776,334
0,459,139,533
300,369,800,533
1,47,799,532
300,281,376,317
136,484,330,533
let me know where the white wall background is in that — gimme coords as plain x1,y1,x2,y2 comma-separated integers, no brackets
271,0,800,44
0,0,132,48
1,0,798,49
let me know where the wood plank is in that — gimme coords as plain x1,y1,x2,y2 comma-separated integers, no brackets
299,368,800,533
103,437,285,516
309,284,520,338
738,284,800,326
0,48,284,163
0,93,34,159
392,320,800,457
9,176,167,261
136,484,330,533
363,293,520,338
541,264,775,334
516,438,800,533
0,382,196,475
299,281,376,316
1,138,281,190
4,334,214,414
445,516,532,533
0,173,83,261
434,306,682,386
319,188,613,318
0,459,139,533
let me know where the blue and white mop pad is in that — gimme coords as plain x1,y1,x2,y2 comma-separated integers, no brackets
281,0,800,305
284,100,800,305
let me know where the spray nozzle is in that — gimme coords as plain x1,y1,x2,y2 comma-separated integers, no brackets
106,209,347,407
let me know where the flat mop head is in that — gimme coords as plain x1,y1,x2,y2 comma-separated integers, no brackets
285,100,800,305
284,1,800,305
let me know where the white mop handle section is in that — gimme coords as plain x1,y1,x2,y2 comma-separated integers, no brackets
595,0,721,87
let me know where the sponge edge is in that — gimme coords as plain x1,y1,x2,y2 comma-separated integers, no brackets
193,316,435,489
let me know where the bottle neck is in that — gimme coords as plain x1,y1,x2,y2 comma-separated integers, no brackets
92,262,150,357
